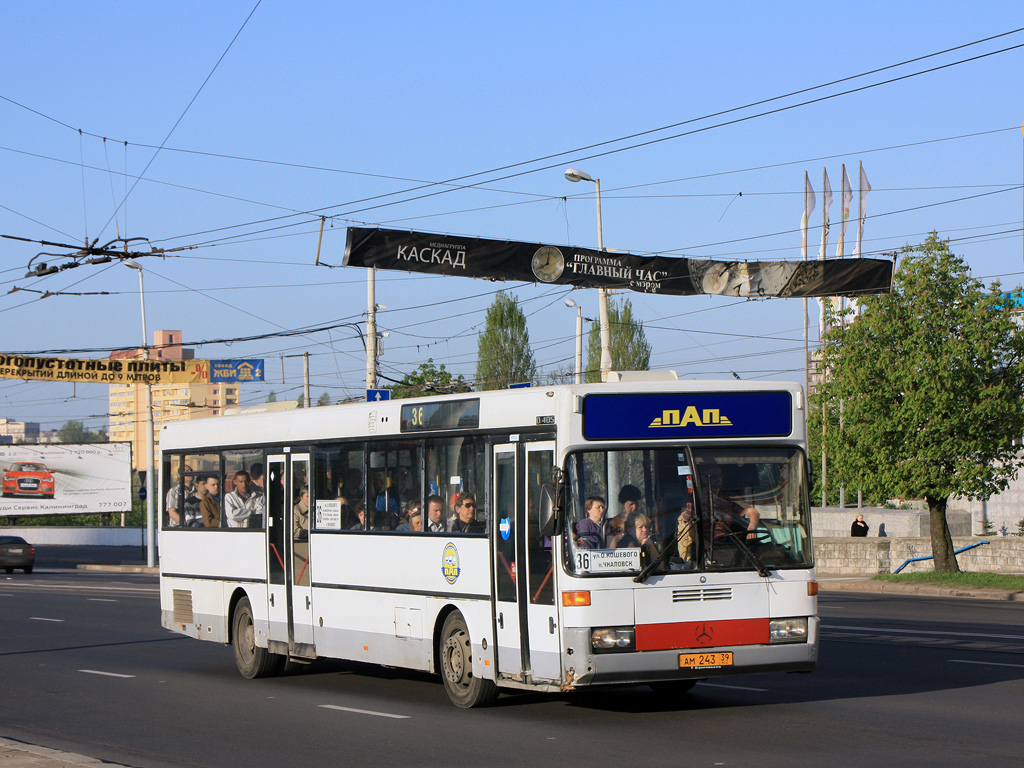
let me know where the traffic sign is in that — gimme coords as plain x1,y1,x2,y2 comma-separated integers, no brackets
367,389,391,402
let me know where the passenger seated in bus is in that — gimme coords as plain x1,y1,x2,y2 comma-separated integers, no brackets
397,502,423,532
605,484,642,548
225,470,260,528
425,495,446,533
293,486,309,540
617,513,659,564
199,476,221,528
451,493,484,534
349,501,368,530
573,496,606,549
677,466,760,561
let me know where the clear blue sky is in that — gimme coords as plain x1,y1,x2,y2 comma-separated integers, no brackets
2,1,1022,433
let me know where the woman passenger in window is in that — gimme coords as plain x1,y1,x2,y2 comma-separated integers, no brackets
573,496,606,549
617,513,659,564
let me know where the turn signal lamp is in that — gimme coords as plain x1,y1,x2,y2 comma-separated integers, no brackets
562,591,591,607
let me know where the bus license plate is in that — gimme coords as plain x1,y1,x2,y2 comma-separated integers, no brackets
679,651,733,669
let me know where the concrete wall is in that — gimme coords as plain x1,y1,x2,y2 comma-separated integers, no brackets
0,526,151,546
813,536,1024,575
812,506,972,539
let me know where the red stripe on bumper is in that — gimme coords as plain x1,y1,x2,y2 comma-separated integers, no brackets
635,618,769,651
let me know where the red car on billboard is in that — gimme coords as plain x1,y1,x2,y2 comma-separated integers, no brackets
2,461,56,499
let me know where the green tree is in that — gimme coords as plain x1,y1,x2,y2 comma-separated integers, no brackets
266,391,278,402
476,292,537,390
585,297,651,383
391,359,470,399
296,393,305,408
317,392,331,407
813,234,1024,572
58,420,104,444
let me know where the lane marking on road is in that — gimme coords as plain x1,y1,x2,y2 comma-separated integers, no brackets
80,669,136,678
822,624,1024,642
949,659,1024,669
697,682,769,692
30,617,64,622
319,704,410,719
88,598,118,602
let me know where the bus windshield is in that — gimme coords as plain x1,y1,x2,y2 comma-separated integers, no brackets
565,446,812,576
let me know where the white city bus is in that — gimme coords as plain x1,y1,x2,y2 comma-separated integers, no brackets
158,377,817,707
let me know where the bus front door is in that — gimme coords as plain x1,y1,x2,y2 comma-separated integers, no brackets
493,442,560,685
265,453,314,659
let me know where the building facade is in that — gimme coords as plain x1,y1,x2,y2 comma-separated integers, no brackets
107,330,241,471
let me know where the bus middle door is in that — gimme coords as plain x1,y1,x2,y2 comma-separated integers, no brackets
265,453,314,660
492,441,560,686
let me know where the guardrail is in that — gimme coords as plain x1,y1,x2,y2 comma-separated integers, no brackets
892,540,990,574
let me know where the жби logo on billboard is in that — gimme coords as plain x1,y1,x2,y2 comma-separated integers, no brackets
441,543,461,584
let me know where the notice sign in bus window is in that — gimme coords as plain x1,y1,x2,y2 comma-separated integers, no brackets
315,500,342,531
582,392,792,440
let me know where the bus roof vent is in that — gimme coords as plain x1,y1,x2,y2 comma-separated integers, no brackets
606,370,678,382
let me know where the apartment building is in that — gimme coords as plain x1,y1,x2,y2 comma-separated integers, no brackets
107,330,241,471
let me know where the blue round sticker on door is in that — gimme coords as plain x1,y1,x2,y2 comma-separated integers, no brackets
499,517,511,540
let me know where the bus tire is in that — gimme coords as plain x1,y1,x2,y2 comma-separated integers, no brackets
232,597,277,679
439,612,498,708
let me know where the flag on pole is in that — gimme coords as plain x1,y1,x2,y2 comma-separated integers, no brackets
817,168,832,261
801,172,815,260
837,164,852,258
854,163,871,258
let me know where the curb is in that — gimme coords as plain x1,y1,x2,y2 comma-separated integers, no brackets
0,737,134,768
76,564,158,574
818,580,1024,601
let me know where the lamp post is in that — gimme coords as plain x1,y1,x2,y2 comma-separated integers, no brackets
564,297,588,384
124,260,156,568
564,168,612,382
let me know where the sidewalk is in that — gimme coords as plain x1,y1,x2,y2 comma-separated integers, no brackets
0,738,133,768
817,575,1024,601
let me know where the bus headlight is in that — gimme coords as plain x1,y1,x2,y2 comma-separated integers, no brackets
769,617,808,643
591,627,635,652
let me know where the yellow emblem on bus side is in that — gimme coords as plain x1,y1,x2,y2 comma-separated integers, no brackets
442,543,461,584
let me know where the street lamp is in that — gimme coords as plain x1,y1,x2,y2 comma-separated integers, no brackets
564,297,590,385
564,168,612,382
124,260,156,568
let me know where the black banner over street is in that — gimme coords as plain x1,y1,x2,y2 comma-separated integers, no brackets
343,227,893,298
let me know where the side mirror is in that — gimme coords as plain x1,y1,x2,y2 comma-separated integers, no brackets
538,481,563,537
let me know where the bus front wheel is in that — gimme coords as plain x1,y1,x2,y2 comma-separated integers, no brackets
232,596,278,679
439,612,498,708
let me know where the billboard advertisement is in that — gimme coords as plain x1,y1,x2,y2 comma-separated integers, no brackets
0,443,132,517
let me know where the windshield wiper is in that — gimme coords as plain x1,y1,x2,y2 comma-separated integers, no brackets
717,529,773,577
634,519,694,584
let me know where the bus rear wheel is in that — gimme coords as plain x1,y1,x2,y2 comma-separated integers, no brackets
440,612,498,708
232,596,278,679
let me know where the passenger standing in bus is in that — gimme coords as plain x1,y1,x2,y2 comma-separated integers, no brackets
425,495,446,533
225,471,260,528
677,466,760,561
605,485,642,548
249,463,266,517
199,476,220,528
293,486,309,540
166,464,195,527
573,496,606,549
451,493,484,534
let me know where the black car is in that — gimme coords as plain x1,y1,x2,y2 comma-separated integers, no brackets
0,535,35,574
